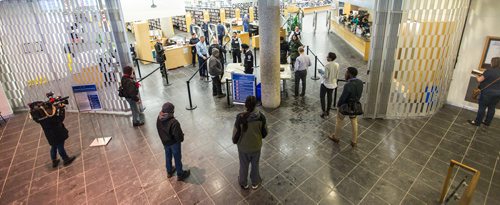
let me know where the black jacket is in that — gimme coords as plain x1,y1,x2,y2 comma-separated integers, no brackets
36,108,69,146
121,76,139,101
189,37,199,54
156,115,184,146
208,44,226,59
338,78,363,107
244,50,253,71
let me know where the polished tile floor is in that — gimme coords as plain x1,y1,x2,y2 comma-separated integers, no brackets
1,13,500,205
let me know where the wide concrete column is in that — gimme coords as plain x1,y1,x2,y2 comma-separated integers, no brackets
258,0,281,108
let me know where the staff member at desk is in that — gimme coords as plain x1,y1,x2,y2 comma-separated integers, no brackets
189,33,200,67
196,36,209,80
231,32,242,63
242,44,254,74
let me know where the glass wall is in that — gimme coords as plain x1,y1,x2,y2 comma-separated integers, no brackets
0,0,129,112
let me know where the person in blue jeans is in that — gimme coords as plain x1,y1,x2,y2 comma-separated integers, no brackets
121,66,144,127
469,57,500,126
156,102,190,181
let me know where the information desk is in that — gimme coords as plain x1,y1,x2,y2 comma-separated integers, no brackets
331,21,370,61
222,63,292,96
163,45,194,70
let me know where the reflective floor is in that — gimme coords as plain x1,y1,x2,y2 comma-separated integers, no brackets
1,13,499,205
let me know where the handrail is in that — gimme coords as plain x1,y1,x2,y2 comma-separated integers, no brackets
135,58,159,64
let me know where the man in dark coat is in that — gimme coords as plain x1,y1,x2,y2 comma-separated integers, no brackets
32,102,76,168
157,102,190,181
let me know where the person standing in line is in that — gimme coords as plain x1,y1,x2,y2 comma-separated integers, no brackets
288,26,301,42
289,34,303,70
202,20,209,45
330,67,363,147
122,66,145,127
280,36,289,64
293,46,311,97
189,33,200,67
209,48,226,98
469,57,500,126
230,32,242,63
242,44,254,74
157,102,191,181
32,102,76,168
233,96,267,190
319,52,339,118
216,22,225,46
243,13,250,32
196,36,209,80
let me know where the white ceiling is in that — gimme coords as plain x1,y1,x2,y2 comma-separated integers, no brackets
120,0,187,22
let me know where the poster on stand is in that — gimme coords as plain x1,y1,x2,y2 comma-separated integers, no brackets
232,72,256,104
71,84,102,112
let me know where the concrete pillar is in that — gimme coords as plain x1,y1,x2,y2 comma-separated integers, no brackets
160,17,175,38
0,83,13,117
258,0,281,108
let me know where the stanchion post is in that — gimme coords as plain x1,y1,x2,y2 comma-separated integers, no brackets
254,47,257,66
311,56,320,80
185,81,197,110
135,58,142,79
226,78,232,107
306,45,309,55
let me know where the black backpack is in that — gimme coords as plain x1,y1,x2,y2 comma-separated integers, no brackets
118,83,126,98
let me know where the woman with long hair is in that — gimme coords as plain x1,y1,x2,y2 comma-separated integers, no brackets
469,57,500,126
232,96,268,190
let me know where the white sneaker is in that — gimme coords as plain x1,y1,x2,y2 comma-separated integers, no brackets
251,183,260,190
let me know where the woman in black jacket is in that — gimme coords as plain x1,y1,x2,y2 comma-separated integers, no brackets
32,102,76,167
469,57,500,126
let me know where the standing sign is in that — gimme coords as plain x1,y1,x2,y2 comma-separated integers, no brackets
71,84,102,112
71,84,111,147
232,72,256,104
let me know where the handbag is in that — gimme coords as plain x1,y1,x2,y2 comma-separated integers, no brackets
339,100,364,116
472,77,500,100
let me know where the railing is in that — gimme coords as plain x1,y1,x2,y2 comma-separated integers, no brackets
306,45,324,81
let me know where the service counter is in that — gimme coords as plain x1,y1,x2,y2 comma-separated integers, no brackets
164,45,194,70
330,21,370,61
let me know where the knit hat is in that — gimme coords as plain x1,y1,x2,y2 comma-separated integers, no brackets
161,102,175,113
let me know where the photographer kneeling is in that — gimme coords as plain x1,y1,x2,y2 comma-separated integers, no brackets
31,102,76,168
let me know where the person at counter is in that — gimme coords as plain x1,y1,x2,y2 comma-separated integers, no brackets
289,34,303,70
243,13,250,32
288,26,301,42
231,32,242,63
208,48,226,98
217,22,225,46
189,33,200,67
280,36,289,64
242,44,254,74
154,38,166,77
196,36,209,80
202,21,209,45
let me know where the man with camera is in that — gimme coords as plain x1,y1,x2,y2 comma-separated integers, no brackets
30,98,76,168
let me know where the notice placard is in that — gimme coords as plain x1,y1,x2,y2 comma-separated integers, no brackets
72,84,102,112
232,72,256,104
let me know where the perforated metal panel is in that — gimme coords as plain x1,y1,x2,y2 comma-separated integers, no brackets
385,0,470,117
0,0,129,112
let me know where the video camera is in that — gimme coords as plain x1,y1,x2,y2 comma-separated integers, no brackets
28,92,69,122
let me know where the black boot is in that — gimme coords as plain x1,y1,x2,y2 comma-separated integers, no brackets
63,156,76,166
52,159,60,168
177,170,191,181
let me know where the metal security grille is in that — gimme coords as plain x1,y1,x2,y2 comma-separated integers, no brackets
0,0,129,112
386,0,470,117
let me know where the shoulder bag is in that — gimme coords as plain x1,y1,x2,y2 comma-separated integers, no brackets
339,99,364,116
472,77,500,100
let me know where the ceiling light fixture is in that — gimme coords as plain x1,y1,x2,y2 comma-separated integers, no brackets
151,0,157,8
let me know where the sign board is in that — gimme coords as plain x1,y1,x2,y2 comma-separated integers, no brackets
72,84,102,112
232,72,256,104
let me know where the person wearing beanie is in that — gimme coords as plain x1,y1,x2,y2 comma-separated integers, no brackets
121,66,144,127
209,48,226,98
156,102,190,181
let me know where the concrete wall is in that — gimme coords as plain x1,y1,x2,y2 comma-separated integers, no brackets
0,83,13,117
447,0,500,116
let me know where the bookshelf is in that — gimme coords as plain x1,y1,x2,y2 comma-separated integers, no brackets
209,8,221,23
148,19,161,30
172,15,188,32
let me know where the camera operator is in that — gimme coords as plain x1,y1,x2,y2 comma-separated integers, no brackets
31,101,76,168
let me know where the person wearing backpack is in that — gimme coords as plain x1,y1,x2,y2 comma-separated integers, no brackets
157,102,191,181
232,96,268,190
121,66,144,127
330,67,363,147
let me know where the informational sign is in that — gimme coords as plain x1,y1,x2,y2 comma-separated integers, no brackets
232,72,256,104
72,84,102,112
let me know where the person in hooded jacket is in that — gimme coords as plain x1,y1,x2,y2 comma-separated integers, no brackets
121,66,144,127
232,96,268,190
157,102,191,181
32,102,76,168
209,48,226,98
